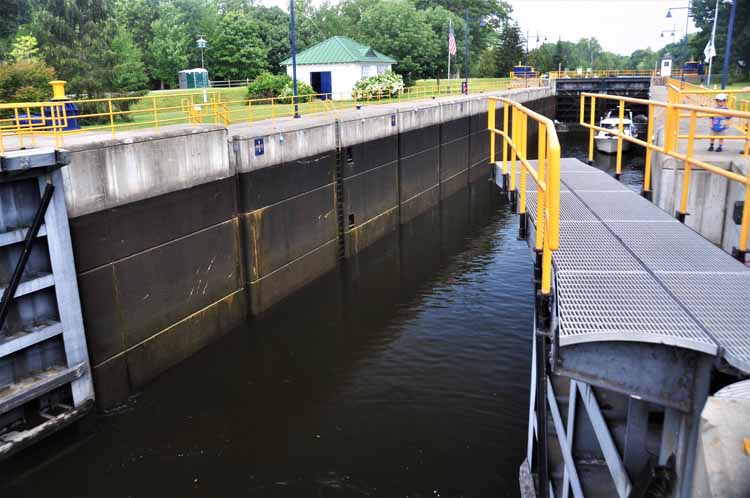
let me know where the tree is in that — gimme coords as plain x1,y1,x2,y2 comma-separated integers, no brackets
0,59,55,102
688,0,748,80
9,34,39,62
111,28,148,92
29,0,118,97
148,2,191,88
477,48,497,77
357,0,441,81
211,11,268,80
251,5,291,74
494,21,524,76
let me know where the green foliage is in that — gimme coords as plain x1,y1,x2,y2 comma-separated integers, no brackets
246,72,313,103
494,21,524,76
357,0,440,81
477,49,497,78
9,34,39,62
249,5,291,74
211,11,268,80
351,71,404,99
689,0,748,79
111,29,149,92
148,2,191,88
0,59,55,103
30,0,118,97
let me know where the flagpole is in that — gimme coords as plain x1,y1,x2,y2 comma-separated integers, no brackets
706,0,719,86
448,19,452,94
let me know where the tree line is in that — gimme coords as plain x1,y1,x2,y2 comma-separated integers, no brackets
0,0,746,102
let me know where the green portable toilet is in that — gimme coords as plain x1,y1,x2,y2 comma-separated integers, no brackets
178,69,209,89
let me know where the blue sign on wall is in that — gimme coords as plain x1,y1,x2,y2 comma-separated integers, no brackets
391,114,396,127
254,138,265,156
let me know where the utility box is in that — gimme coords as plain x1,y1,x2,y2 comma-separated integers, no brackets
178,69,209,89
660,58,673,77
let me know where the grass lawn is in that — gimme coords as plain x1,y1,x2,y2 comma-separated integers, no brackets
726,81,750,102
78,77,514,132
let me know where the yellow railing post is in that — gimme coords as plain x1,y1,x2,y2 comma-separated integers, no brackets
108,99,115,138
153,96,159,129
510,106,517,193
678,110,698,220
489,99,496,165
740,178,750,254
503,104,509,175
519,113,528,215
588,96,596,162
536,124,546,252
643,104,655,196
615,100,625,178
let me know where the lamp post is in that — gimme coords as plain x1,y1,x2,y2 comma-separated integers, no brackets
196,35,207,69
290,0,300,118
661,28,678,45
721,0,737,89
666,2,692,81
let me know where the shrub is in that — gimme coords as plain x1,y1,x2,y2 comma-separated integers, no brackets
352,71,404,100
246,72,314,103
0,60,55,103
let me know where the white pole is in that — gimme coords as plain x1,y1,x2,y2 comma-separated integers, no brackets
706,0,720,86
448,18,452,93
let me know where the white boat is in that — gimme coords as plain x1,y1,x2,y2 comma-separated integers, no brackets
595,109,638,154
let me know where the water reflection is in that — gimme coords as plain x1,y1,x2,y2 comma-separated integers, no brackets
1,180,535,498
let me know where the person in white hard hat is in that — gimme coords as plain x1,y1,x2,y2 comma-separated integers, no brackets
708,93,730,152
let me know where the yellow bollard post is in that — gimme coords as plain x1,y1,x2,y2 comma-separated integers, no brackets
615,100,625,178
49,80,67,101
678,111,697,220
643,104,655,196
588,96,596,162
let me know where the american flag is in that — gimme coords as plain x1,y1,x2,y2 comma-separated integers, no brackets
448,24,457,56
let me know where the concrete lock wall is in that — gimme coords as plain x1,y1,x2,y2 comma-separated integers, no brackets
61,88,554,408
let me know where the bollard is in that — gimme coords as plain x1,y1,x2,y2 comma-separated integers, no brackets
49,80,67,101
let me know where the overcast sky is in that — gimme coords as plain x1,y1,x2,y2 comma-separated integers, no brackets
256,0,697,55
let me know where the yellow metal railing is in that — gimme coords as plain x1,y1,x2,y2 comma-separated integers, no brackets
549,70,656,79
488,96,560,294
580,92,750,257
0,79,544,153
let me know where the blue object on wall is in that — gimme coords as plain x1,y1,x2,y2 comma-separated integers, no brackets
254,138,265,156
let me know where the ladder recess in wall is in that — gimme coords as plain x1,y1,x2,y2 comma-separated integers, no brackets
0,148,93,461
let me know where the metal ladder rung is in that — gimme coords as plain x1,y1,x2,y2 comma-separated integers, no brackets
0,363,87,417
0,225,46,248
0,320,63,357
0,273,54,300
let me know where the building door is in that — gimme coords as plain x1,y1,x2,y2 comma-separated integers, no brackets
319,72,332,100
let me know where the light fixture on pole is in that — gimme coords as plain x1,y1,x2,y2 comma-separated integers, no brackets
666,2,692,81
290,0,300,118
196,35,207,69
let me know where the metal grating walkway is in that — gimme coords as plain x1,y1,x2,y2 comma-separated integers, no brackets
527,158,750,375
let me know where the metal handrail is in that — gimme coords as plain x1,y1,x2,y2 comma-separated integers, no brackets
580,91,750,260
548,70,656,79
0,78,546,153
488,96,561,294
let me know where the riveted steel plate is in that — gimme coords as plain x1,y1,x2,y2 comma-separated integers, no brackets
715,379,750,399
527,191,598,223
555,223,643,272
609,222,750,274
658,272,750,374
561,171,631,192
577,191,677,221
556,271,717,354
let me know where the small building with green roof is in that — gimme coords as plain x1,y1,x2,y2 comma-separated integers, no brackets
282,36,397,100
